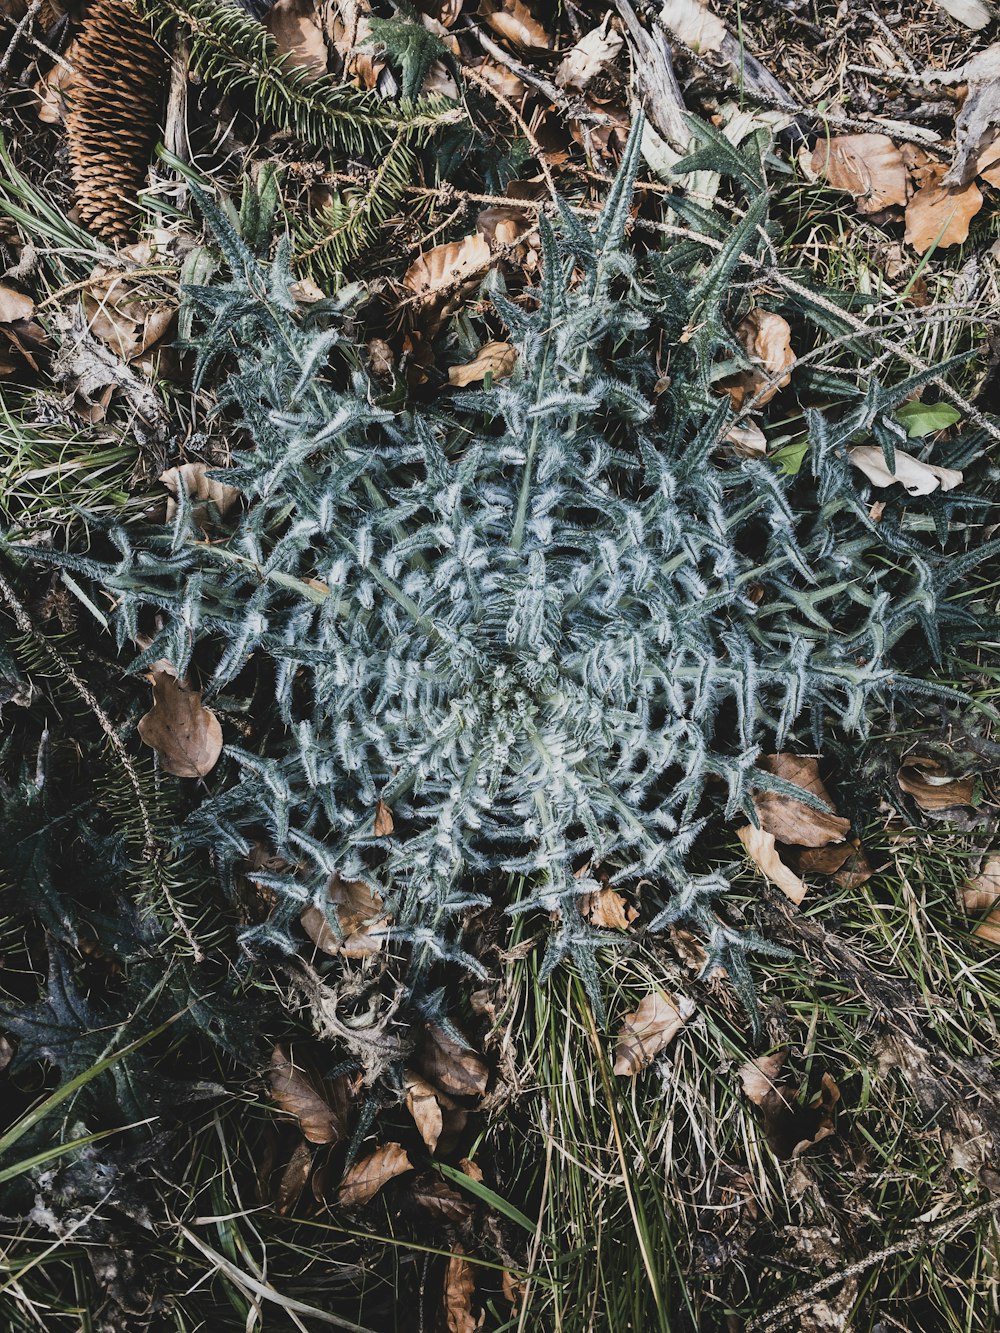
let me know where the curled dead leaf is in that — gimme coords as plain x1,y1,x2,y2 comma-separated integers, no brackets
897,754,976,811
580,885,637,930
441,1246,480,1333
725,309,795,407
905,167,983,252
724,421,767,455
847,445,963,495
269,1043,350,1145
811,134,909,212
0,284,34,324
411,1174,475,1224
337,1142,413,1207
752,754,850,848
161,462,241,527
83,254,175,361
613,990,692,1076
265,0,328,75
448,341,517,387
374,798,394,837
404,1070,445,1152
962,856,1000,943
481,0,550,50
402,234,492,302
740,1051,841,1158
274,1137,313,1214
420,1024,488,1099
555,16,623,90
737,824,808,905
137,666,223,778
660,0,727,53
300,872,388,957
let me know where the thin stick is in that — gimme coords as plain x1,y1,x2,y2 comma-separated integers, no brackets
745,1195,1000,1331
0,0,42,80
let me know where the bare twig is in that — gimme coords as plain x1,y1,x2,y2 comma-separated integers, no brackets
745,1194,1000,1331
0,0,42,81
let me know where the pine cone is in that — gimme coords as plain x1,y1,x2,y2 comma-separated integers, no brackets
66,0,166,242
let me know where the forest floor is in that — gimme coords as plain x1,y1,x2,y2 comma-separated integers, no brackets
2,1,1000,1330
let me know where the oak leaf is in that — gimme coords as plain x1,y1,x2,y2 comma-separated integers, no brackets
137,666,223,778
613,990,691,1076
337,1142,413,1206
736,825,808,905
752,754,850,848
811,134,908,212
904,167,983,253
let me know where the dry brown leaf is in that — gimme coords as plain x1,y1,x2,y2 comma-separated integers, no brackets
411,1175,474,1224
727,309,795,407
811,134,909,212
83,255,175,361
468,57,529,104
740,1052,840,1158
904,167,983,252
613,990,691,1076
161,462,241,526
897,754,976,810
0,1034,13,1073
752,754,850,848
502,1268,526,1310
481,0,550,51
0,284,34,324
137,666,223,778
581,885,637,930
404,1070,444,1152
337,1142,413,1207
269,1043,349,1145
266,0,328,75
420,1024,488,1098
448,340,517,386
441,1246,480,1333
300,872,388,957
660,0,727,53
274,1137,313,1214
34,42,79,124
329,13,383,89
847,444,963,495
962,856,1000,944
402,234,492,306
736,825,808,905
374,798,394,836
724,421,767,455
555,15,623,90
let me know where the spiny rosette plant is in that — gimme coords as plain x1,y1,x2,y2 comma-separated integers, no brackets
30,120,995,1027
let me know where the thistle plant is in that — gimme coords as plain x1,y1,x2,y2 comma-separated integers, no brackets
27,121,993,1025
